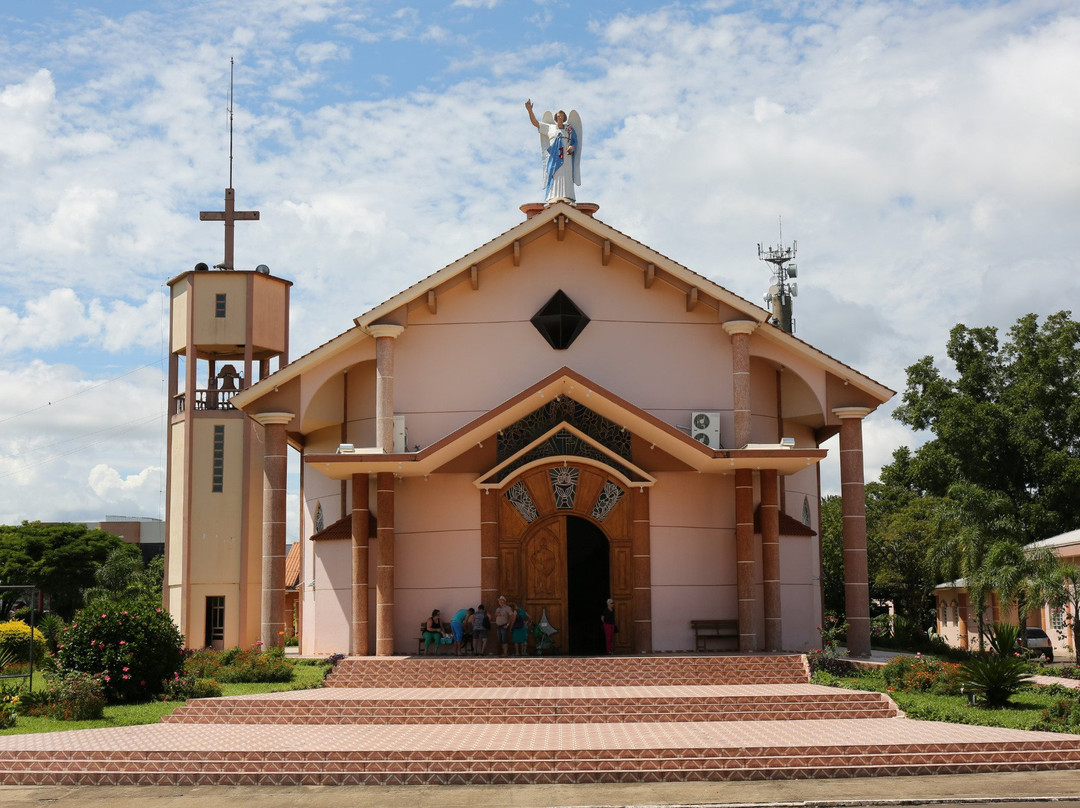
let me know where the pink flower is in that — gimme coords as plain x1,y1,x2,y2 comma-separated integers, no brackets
122,667,130,672
104,675,111,682
155,608,162,613
101,614,107,619
119,640,126,645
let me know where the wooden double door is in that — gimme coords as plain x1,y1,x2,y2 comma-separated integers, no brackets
498,464,634,654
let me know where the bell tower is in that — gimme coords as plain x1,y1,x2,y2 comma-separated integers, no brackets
164,253,291,650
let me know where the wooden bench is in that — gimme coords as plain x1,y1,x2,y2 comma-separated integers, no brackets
691,619,738,651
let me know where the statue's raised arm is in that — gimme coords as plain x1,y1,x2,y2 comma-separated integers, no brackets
526,99,582,204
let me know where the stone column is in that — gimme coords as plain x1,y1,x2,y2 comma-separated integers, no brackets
735,468,757,652
368,324,405,452
351,473,370,656
631,486,653,653
376,471,396,656
253,412,294,650
480,490,500,641
833,406,873,657
761,469,781,651
722,321,757,448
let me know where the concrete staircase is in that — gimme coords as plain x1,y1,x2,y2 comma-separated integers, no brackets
4,654,1080,786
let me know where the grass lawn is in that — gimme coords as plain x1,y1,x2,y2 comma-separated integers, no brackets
813,667,1067,732
0,660,329,737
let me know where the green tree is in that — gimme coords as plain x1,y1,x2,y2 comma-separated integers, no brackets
83,544,163,607
889,311,1080,543
0,522,123,620
928,482,1017,652
871,493,943,630
820,494,845,615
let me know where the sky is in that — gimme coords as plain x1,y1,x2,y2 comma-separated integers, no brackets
1,0,1078,537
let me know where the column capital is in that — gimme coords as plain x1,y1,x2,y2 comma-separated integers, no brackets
251,411,295,427
722,320,758,338
832,406,873,421
366,323,405,340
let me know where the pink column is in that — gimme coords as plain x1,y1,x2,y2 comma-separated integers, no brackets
351,473,370,656
722,321,757,448
368,324,405,452
761,469,781,651
631,486,653,653
480,490,500,642
735,468,757,652
253,412,294,650
833,406,873,658
376,471,396,656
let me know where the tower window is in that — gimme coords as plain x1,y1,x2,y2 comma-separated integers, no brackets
215,293,227,318
212,425,225,492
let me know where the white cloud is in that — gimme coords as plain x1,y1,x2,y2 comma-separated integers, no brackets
0,289,165,354
88,463,163,500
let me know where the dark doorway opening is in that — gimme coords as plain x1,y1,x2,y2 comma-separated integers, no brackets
205,596,225,650
566,516,610,654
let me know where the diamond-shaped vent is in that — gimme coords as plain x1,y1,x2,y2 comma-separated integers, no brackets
531,290,589,350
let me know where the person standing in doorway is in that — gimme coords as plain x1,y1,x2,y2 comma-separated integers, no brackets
510,601,530,656
473,604,490,656
601,598,617,654
495,595,514,657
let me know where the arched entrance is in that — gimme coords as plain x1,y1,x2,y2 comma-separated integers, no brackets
497,462,635,654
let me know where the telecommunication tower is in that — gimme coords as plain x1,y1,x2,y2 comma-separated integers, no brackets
758,224,798,334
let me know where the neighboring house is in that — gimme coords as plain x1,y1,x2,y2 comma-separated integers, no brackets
167,200,894,656
934,528,1079,661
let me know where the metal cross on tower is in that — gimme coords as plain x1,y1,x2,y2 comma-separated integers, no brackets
199,58,259,271
200,188,259,271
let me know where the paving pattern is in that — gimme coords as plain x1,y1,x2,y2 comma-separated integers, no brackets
3,654,1079,786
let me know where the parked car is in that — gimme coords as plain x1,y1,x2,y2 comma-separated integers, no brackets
1021,627,1054,662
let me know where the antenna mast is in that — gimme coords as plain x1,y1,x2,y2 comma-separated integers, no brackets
758,217,799,334
228,57,235,189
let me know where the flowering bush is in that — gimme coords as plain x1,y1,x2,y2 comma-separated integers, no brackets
806,613,850,675
56,603,184,702
161,673,223,701
1036,697,1080,732
0,620,47,664
29,671,107,721
0,694,19,729
184,645,294,683
882,655,964,695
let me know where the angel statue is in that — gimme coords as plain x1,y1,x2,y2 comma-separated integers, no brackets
525,99,582,204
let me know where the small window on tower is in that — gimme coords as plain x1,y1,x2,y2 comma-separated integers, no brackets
212,425,225,492
215,293,227,318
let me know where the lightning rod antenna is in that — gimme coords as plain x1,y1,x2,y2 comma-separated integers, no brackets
228,57,235,188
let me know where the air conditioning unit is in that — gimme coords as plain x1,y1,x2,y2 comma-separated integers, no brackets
690,411,722,448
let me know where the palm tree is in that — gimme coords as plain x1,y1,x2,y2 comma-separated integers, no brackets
929,482,1018,652
983,539,1060,647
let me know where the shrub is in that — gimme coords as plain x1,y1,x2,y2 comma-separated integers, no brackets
882,655,964,695
183,645,294,684
162,673,222,701
36,613,66,654
0,694,18,729
57,603,184,702
37,671,106,721
1035,697,1080,732
959,653,1032,708
0,620,47,665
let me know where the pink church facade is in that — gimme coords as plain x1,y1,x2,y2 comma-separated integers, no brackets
232,202,893,657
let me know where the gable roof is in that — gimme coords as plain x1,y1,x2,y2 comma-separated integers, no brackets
306,366,827,481
233,202,893,411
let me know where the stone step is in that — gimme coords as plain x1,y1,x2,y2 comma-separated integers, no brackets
4,741,1080,786
324,654,810,688
162,691,898,724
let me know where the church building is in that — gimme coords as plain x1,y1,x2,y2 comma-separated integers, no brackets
166,198,893,658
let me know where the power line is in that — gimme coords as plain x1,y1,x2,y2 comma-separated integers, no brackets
0,412,163,481
0,361,163,426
